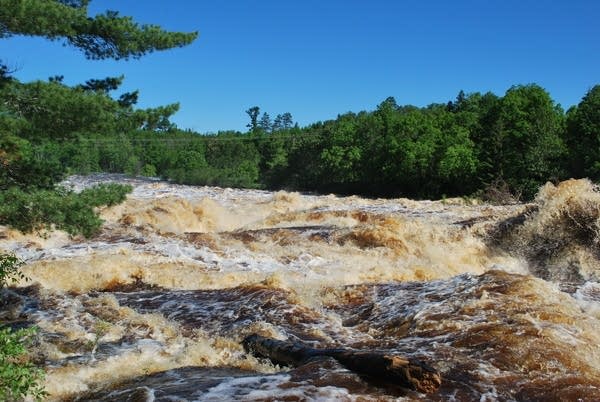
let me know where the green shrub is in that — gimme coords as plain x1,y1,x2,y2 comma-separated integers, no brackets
0,253,25,289
0,253,45,401
78,183,132,207
0,327,46,401
0,184,132,237
140,164,157,177
124,155,141,176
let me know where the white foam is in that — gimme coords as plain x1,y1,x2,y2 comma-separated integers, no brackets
574,281,600,318
199,374,358,402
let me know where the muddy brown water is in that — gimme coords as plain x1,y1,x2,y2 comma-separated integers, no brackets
2,175,600,401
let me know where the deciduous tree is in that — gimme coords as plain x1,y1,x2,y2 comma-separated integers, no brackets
565,85,600,179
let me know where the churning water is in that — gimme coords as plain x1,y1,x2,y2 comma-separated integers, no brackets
2,175,600,401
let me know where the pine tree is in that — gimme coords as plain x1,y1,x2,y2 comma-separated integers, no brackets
0,0,197,60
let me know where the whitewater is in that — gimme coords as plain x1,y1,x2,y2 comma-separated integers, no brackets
1,174,600,401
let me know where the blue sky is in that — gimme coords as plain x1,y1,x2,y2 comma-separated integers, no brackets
1,0,599,132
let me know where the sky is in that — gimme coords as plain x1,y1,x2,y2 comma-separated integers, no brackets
1,0,599,133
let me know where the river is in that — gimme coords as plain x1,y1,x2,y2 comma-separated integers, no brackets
1,175,600,401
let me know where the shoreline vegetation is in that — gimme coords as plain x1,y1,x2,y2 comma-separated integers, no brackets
2,77,600,237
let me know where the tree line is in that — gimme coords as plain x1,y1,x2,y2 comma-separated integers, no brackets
5,73,599,203
247,84,598,201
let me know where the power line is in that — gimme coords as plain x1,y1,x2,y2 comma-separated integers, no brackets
50,132,324,144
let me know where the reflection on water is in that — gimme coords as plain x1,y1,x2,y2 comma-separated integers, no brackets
1,174,600,401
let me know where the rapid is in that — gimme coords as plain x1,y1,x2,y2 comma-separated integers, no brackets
2,174,600,401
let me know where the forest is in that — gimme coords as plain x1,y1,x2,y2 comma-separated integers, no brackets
3,71,600,201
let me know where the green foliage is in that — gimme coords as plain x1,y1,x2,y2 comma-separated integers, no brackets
78,75,124,93
160,131,261,188
565,85,600,180
140,164,157,177
68,138,101,174
246,106,260,132
257,86,571,199
0,79,180,142
0,252,24,289
78,183,132,207
276,99,481,197
124,155,141,177
0,326,46,401
0,140,65,190
1,79,597,203
319,113,362,185
0,0,197,60
0,253,45,401
204,133,260,187
1,128,68,190
0,184,132,237
494,85,566,198
437,127,478,182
